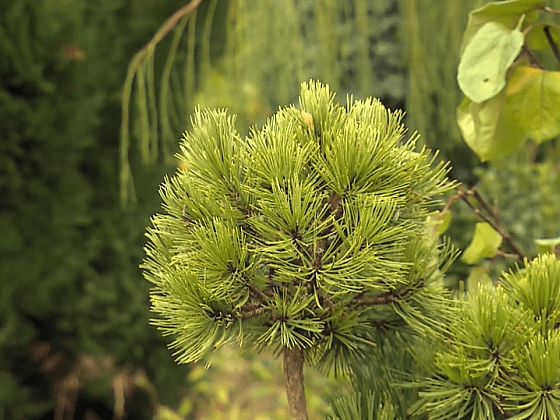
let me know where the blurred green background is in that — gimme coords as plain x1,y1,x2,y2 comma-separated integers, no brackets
2,0,560,419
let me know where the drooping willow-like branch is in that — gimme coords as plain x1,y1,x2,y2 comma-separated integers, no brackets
120,0,204,206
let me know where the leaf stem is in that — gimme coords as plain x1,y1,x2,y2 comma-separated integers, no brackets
543,6,560,15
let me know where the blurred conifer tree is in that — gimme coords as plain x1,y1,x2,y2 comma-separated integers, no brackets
0,0,224,417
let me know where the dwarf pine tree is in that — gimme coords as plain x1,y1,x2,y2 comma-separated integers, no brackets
142,80,460,419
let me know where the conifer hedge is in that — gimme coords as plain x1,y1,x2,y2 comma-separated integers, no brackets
0,0,207,418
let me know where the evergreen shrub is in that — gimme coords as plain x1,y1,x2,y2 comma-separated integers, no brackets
143,80,458,419
0,0,194,418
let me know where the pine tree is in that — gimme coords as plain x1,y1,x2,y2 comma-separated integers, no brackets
410,254,560,419
143,81,458,419
132,1,560,418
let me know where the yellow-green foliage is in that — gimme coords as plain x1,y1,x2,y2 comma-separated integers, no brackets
144,80,459,419
412,254,560,420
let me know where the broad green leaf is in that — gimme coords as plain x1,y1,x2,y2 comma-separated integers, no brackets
534,237,560,254
461,222,503,264
506,66,560,143
157,406,189,420
525,23,560,50
458,21,524,103
460,0,544,55
432,209,452,236
457,92,526,161
467,266,493,294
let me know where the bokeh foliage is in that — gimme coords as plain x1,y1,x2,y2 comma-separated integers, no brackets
121,0,407,203
3,0,560,418
0,0,200,418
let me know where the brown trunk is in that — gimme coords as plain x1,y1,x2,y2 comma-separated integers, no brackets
283,346,308,420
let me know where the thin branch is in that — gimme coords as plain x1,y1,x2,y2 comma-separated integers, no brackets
543,6,560,15
470,189,526,259
495,249,521,259
317,288,336,311
521,43,544,69
544,25,560,65
448,187,526,260
248,284,270,303
470,189,496,217
120,0,203,206
137,0,203,64
443,190,463,213
239,304,266,320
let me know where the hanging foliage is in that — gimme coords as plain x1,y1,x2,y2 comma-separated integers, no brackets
120,0,406,206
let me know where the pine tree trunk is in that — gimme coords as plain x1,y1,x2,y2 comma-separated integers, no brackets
283,346,308,420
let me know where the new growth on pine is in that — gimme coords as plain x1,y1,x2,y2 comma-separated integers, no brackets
143,81,458,419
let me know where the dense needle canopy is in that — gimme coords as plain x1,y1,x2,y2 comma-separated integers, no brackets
143,81,456,373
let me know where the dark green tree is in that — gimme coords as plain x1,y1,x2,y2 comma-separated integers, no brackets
0,0,200,417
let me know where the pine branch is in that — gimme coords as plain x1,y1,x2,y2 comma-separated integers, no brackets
239,304,266,321
146,81,459,417
352,279,425,307
247,284,270,303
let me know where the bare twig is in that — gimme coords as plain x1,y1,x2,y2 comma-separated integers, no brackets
443,190,462,213
543,6,560,15
447,187,526,260
134,0,203,66
544,25,560,65
470,188,526,259
495,249,521,259
521,43,544,69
